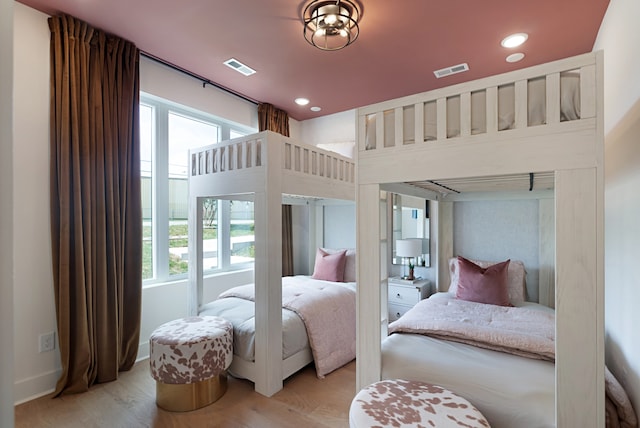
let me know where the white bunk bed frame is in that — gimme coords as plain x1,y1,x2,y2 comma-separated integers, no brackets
188,130,355,397
355,51,604,427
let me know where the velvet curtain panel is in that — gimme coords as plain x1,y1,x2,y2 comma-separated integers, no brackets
258,103,294,276
281,205,294,276
49,15,142,395
258,103,290,137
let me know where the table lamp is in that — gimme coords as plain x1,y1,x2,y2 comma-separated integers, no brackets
396,238,421,280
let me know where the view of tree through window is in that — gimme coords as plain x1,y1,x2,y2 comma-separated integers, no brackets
140,94,255,284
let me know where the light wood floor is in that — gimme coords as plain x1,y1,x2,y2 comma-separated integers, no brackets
15,359,356,428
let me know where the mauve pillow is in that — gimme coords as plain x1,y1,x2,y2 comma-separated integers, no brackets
456,256,511,306
321,248,356,282
311,248,347,282
448,257,527,303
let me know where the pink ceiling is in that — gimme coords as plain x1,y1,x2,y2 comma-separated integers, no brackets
18,0,609,121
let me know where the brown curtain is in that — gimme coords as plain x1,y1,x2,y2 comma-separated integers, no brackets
258,103,294,275
258,102,290,137
49,15,142,396
282,205,294,276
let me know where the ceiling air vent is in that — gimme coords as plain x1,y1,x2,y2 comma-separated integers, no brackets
223,58,256,76
433,63,469,79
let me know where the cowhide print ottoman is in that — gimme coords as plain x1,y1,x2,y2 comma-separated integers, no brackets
349,379,490,427
149,315,233,412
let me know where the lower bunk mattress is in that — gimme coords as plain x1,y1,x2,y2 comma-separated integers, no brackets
382,292,637,428
382,332,555,427
200,275,357,379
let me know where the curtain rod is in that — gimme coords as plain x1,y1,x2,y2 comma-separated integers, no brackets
140,51,259,106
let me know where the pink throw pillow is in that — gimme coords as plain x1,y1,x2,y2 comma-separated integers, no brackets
456,256,511,306
311,248,347,282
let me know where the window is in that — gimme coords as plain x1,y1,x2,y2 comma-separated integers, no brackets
141,93,256,283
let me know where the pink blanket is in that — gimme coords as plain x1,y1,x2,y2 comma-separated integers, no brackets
219,276,356,378
389,295,555,361
389,294,637,428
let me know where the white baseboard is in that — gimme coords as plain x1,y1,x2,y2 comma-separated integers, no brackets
15,343,151,405
14,368,60,405
137,341,149,362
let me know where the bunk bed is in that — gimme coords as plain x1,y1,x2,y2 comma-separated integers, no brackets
355,51,608,426
188,130,355,397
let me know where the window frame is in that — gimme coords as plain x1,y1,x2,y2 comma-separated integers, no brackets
141,92,256,286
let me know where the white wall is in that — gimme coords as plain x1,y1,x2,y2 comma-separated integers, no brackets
140,57,258,130
2,0,14,425
453,199,542,302
594,0,640,414
298,109,356,147
322,203,357,250
12,3,58,404
297,109,356,158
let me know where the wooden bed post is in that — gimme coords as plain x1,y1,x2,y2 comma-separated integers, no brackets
188,190,203,316
436,201,453,292
253,139,284,397
555,168,604,427
356,183,382,391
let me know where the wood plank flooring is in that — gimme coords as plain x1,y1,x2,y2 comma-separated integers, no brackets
15,359,356,428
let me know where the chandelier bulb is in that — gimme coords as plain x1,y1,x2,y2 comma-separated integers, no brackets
325,14,338,25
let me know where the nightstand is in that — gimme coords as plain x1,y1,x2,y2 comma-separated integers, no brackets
388,278,431,322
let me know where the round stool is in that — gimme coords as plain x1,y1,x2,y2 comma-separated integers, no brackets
349,379,490,428
149,315,233,412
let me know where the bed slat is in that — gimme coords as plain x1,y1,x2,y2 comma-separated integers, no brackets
581,64,597,119
514,79,528,129
460,92,471,137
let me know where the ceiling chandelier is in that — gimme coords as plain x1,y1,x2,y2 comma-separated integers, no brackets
303,0,360,51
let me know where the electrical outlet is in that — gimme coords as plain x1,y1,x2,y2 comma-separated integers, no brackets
39,332,55,353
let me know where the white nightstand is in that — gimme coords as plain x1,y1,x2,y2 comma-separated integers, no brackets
388,277,431,322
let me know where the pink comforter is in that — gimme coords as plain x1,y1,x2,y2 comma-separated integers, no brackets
219,276,356,378
389,294,555,361
389,294,637,428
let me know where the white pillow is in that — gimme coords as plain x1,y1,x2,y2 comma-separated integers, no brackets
447,257,527,303
321,248,356,282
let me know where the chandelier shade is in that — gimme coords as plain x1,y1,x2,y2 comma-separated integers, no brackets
303,0,360,51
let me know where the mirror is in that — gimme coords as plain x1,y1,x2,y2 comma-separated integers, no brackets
392,194,430,267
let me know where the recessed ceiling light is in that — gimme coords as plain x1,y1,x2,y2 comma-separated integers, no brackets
295,98,310,106
506,52,525,63
501,33,528,48
310,106,322,112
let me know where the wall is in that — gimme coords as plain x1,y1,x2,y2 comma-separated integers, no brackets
323,203,356,250
298,109,356,147
1,0,14,425
12,3,58,404
594,0,640,413
140,57,258,130
453,199,542,302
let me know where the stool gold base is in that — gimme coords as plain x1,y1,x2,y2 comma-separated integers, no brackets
156,372,227,412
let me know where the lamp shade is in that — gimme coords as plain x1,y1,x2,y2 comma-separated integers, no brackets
396,239,422,258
